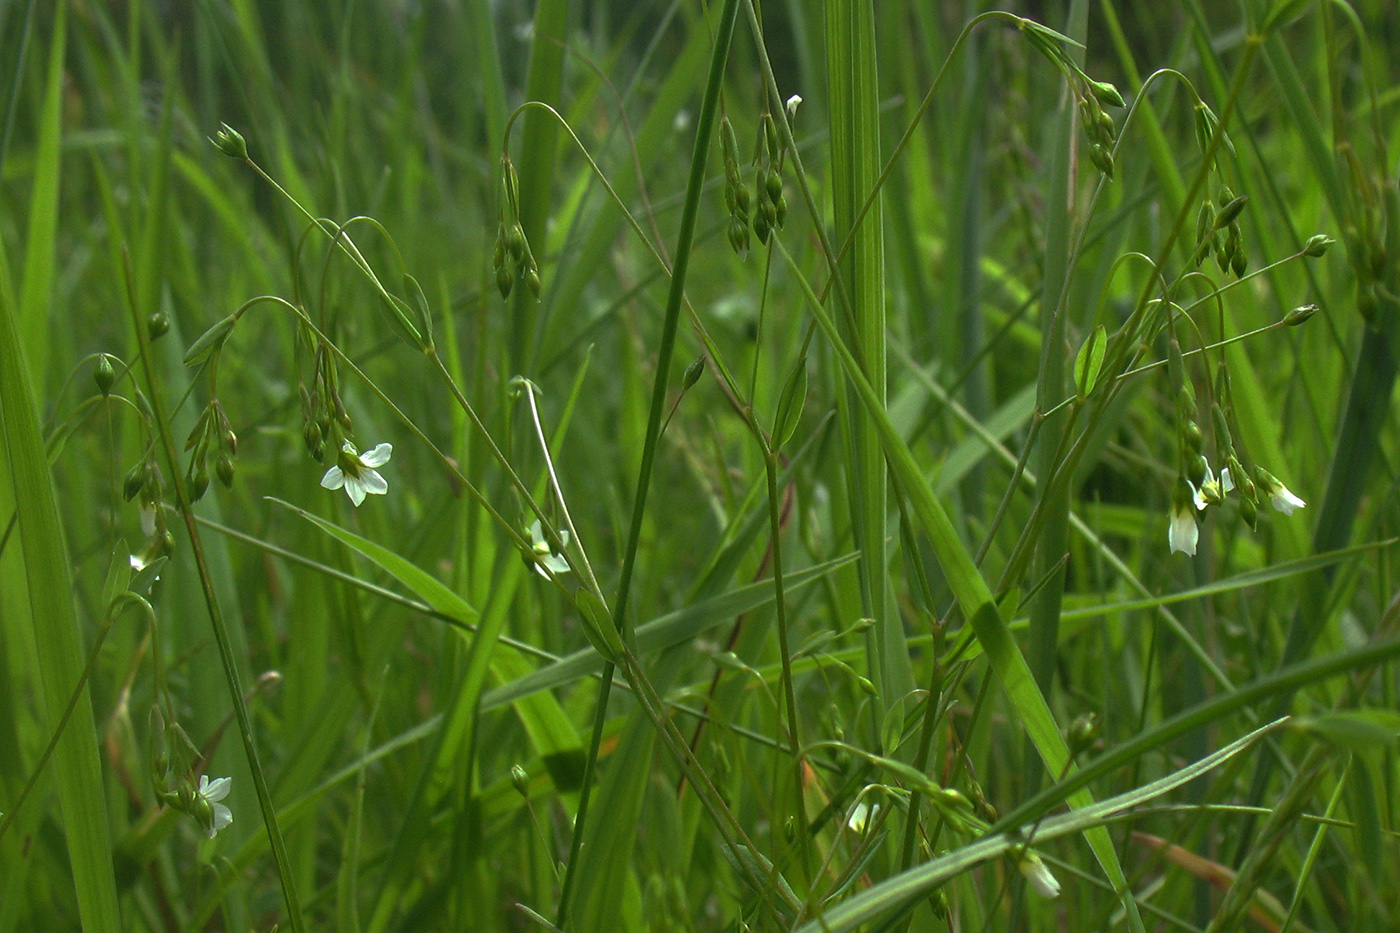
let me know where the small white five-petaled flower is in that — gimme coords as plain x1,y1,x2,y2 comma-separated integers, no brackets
321,442,392,506
1016,849,1062,899
195,774,233,838
528,519,571,579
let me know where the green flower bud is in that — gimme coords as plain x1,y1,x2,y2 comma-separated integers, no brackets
510,764,530,797
192,466,211,502
1089,79,1125,108
1214,195,1249,229
775,194,787,227
95,355,115,396
681,355,706,391
1231,248,1247,278
506,224,526,264
735,182,750,216
1188,453,1208,488
147,311,170,340
215,454,234,488
492,234,506,271
303,420,322,456
766,170,783,204
1068,711,1102,757
210,123,249,160
1302,234,1334,258
525,267,541,300
148,705,170,784
1096,109,1115,141
123,463,146,502
1088,143,1114,179
1240,492,1257,529
496,266,514,300
1282,303,1316,325
1182,419,1204,454
753,211,770,245
224,430,237,457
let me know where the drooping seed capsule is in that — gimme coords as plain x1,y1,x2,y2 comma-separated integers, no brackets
123,463,146,502
192,466,211,502
148,312,170,340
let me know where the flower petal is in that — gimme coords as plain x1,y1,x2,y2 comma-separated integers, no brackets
359,468,388,496
1169,511,1198,556
321,466,346,490
345,476,367,506
360,443,392,468
1220,467,1234,493
1271,487,1305,515
200,775,233,802
140,505,157,537
210,803,233,837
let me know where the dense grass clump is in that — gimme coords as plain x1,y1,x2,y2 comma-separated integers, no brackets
1,1,1398,930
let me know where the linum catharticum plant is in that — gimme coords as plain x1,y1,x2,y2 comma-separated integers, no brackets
5,1,1399,931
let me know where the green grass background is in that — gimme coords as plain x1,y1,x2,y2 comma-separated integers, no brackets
0,0,1398,930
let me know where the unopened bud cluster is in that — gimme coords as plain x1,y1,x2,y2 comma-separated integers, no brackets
300,344,354,465
1193,185,1249,278
491,157,541,301
1076,76,1121,179
720,116,751,258
752,113,788,245
184,398,238,502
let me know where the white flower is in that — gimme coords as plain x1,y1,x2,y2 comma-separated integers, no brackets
786,94,803,118
321,442,392,506
847,799,878,834
1169,477,1199,556
1193,464,1223,511
1016,849,1061,899
1257,468,1305,515
528,519,571,579
1220,466,1235,493
195,774,233,838
140,503,157,537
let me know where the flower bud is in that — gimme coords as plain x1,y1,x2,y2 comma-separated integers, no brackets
224,430,238,456
123,463,146,502
303,420,322,456
1283,303,1318,326
1231,248,1247,278
785,94,802,119
1182,419,1203,455
766,170,783,204
1214,195,1249,229
681,355,706,391
215,454,234,488
1239,492,1257,529
525,267,541,300
210,123,249,160
1302,234,1334,257
95,355,115,396
190,464,209,501
1089,79,1125,108
510,764,530,798
753,211,770,245
147,311,170,340
506,224,526,264
496,266,514,300
1068,712,1101,757
1088,143,1114,178
1188,453,1208,488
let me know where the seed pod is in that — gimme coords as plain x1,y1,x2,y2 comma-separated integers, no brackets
506,224,526,264
492,234,506,271
1096,109,1115,142
525,267,541,300
775,195,787,227
1231,248,1247,278
681,355,706,390
735,182,750,217
1215,195,1248,229
510,764,530,798
496,265,514,300
95,355,115,396
1188,453,1208,488
147,312,170,340
1240,492,1257,529
1088,143,1114,178
224,430,238,457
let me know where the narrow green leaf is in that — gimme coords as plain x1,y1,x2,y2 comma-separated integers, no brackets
771,355,809,450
